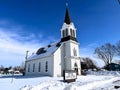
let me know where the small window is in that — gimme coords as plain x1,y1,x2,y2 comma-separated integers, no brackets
45,61,48,72
70,29,73,36
73,30,75,37
73,48,77,56
38,62,41,72
28,64,30,72
66,28,68,36
62,30,65,37
74,63,78,68
33,64,35,72
63,30,66,37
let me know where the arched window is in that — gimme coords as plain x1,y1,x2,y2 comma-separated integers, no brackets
73,48,77,56
73,30,75,37
74,62,78,75
33,63,35,72
66,28,68,36
28,64,30,72
70,29,73,36
38,62,41,72
45,61,48,72
74,63,78,68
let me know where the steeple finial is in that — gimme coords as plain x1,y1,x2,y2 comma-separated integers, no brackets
64,3,71,24
66,3,68,7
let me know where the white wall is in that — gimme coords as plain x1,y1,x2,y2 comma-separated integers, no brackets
25,39,81,76
62,40,81,75
25,56,54,76
53,45,63,77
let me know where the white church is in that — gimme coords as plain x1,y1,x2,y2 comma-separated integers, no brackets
25,5,81,77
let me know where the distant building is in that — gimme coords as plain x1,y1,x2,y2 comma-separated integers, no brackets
104,63,120,71
25,4,81,77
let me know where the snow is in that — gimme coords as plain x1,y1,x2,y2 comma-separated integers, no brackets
27,42,59,60
0,71,120,90
87,70,120,76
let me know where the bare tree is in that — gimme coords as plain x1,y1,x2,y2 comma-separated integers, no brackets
94,43,116,66
19,61,25,74
115,40,120,56
118,0,120,4
0,65,4,71
81,57,97,70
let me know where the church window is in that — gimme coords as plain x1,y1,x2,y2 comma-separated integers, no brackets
38,62,41,72
33,63,35,72
74,63,78,75
73,48,77,56
70,29,73,36
74,63,78,68
28,64,30,72
45,61,48,72
73,30,75,37
66,28,68,36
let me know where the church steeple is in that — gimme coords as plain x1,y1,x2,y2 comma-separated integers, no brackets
61,3,77,42
64,3,71,24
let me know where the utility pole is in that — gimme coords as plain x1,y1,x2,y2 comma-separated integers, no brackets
24,50,29,76
25,50,29,60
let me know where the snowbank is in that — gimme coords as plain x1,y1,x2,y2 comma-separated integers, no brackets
87,70,120,76
0,74,120,90
20,75,118,90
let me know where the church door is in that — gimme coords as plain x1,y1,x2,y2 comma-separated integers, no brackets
74,63,78,75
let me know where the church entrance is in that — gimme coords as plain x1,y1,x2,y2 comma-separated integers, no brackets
74,63,78,75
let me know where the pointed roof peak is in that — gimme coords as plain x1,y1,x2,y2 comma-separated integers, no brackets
64,3,71,24
66,2,68,7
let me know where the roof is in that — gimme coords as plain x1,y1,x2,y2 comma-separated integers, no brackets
27,42,61,61
64,3,71,24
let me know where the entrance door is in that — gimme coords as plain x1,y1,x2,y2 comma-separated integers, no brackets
74,63,78,75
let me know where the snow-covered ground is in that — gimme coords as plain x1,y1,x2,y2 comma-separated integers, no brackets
0,72,120,90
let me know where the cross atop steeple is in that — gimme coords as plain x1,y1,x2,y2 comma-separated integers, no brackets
64,3,71,24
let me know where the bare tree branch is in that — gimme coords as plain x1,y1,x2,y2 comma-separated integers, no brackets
118,0,120,5
94,43,116,66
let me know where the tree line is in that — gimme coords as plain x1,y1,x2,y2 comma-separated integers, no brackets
0,62,25,74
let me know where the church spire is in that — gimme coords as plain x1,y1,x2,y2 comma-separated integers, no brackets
61,3,77,42
64,3,71,24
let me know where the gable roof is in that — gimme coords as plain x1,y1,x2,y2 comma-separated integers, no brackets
27,42,61,61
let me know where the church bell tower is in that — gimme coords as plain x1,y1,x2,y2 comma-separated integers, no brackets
61,4,81,75
61,4,77,42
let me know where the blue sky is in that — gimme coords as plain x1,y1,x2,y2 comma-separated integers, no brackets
0,0,120,67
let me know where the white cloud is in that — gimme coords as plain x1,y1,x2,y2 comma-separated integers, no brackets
0,21,52,67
